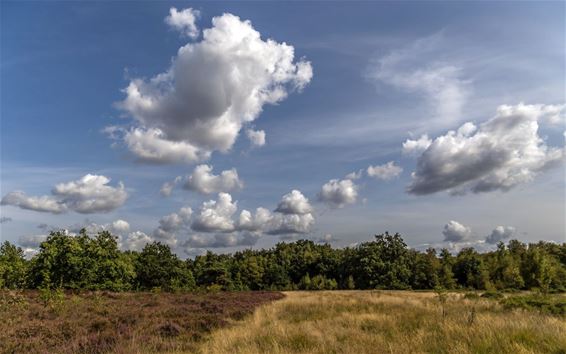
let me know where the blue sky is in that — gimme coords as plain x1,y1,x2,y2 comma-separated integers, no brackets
1,1,564,257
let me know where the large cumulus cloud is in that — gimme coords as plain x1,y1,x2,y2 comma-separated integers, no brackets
407,103,565,195
1,174,127,214
109,12,312,163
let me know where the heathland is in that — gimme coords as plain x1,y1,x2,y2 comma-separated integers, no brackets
0,290,283,353
1,290,565,354
1,230,566,353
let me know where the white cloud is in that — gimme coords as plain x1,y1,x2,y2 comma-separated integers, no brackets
408,103,565,195
120,127,210,164
111,219,130,234
160,176,182,197
183,232,259,249
153,206,193,246
151,189,315,250
165,7,200,39
233,200,315,236
236,207,272,232
161,165,243,196
367,161,403,180
442,220,472,242
1,174,127,214
345,170,363,180
184,164,243,194
485,226,516,244
246,129,266,147
120,231,152,251
52,175,128,214
1,192,66,214
191,193,237,232
265,212,315,235
402,134,432,155
111,12,312,164
367,33,468,124
539,104,566,125
318,178,358,208
275,189,313,215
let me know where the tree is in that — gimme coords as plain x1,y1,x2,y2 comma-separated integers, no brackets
136,242,195,291
411,248,440,289
83,231,136,291
193,251,233,290
453,248,491,290
352,232,413,289
438,249,457,289
28,230,89,289
0,241,27,289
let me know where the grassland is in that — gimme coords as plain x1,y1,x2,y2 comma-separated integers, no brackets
199,291,566,354
2,290,565,354
0,290,283,354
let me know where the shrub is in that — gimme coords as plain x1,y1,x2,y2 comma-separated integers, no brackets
481,290,504,300
500,294,566,316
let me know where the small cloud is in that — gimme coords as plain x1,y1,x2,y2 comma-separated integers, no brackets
165,7,200,39
367,161,403,180
442,220,472,242
485,226,516,244
246,129,266,147
318,178,358,208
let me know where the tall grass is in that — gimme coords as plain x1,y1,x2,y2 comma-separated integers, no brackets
199,291,566,354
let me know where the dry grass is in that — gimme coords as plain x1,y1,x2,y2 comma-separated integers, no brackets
0,290,283,354
198,291,566,354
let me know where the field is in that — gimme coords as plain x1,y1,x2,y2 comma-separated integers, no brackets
0,290,283,354
200,291,566,354
1,290,565,354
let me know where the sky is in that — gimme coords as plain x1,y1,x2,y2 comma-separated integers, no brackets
1,1,565,258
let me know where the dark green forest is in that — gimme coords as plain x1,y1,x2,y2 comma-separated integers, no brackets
1,230,565,293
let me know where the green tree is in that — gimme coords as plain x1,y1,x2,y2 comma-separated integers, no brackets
411,248,440,289
0,241,27,289
136,242,195,291
352,232,413,289
438,249,457,289
453,248,491,290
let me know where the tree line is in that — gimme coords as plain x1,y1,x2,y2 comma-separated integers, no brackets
1,230,565,292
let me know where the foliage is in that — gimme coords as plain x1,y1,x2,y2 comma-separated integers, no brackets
1,231,565,293
135,242,195,291
500,294,566,316
0,242,27,289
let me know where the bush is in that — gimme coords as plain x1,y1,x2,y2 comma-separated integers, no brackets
463,292,480,300
500,294,566,316
481,290,504,300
